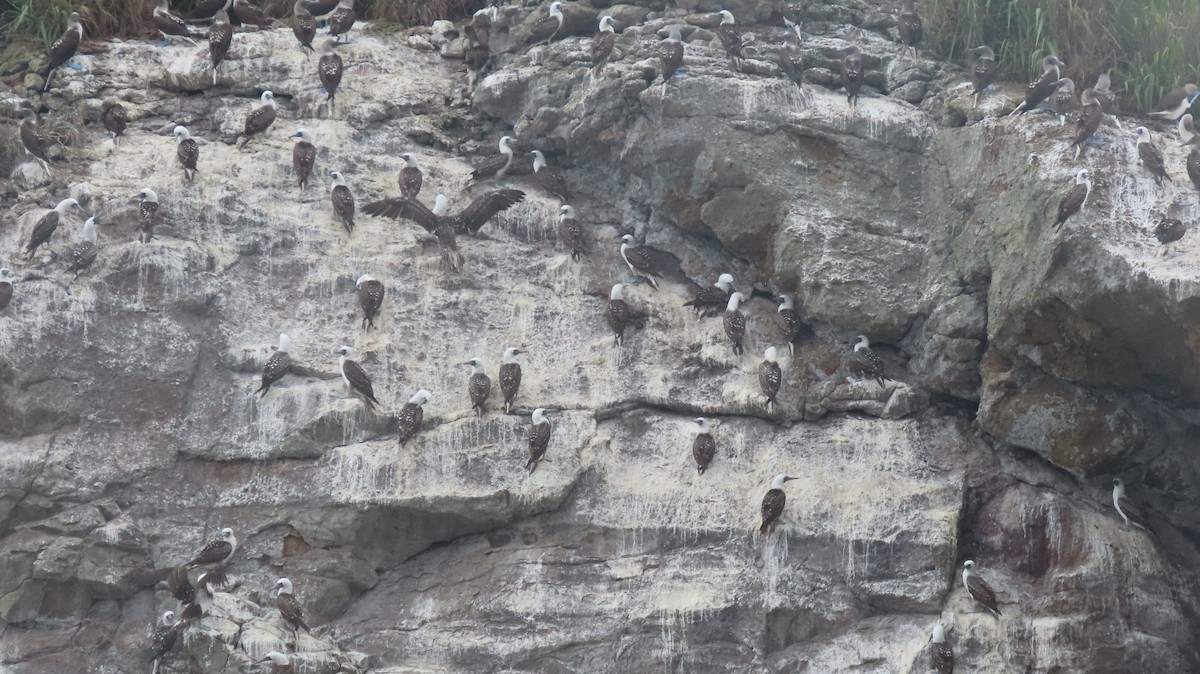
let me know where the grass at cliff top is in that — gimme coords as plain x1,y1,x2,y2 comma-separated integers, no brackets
927,0,1200,112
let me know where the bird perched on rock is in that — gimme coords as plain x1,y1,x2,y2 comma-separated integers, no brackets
961,560,1001,617
174,126,199,183
841,45,865,107
69,216,99,279
530,150,569,201
723,292,748,356
557,205,588,261
329,171,356,234
149,610,182,674
25,197,83,259
137,188,159,244
782,0,804,39
1112,478,1156,537
715,10,744,70
232,0,271,29
1150,83,1199,121
153,0,198,45
293,0,317,54
1152,203,1187,258
848,335,885,386
318,39,343,105
19,111,52,177
329,0,357,42
1088,72,1122,127
256,333,293,398
355,274,384,329
1135,126,1171,185
1010,55,1065,116
897,0,922,59
659,26,684,84
692,417,716,475
931,624,954,674
291,129,317,190
337,345,379,410
591,15,616,80
208,9,233,86
759,346,782,411
523,2,564,51
777,294,810,354
0,269,13,312
399,153,422,198
239,91,277,149
526,408,552,474
618,234,687,290
683,273,734,317
1050,78,1076,125
464,357,491,417
397,389,432,447
1070,90,1103,160
186,528,238,575
970,45,996,108
41,12,83,93
604,283,646,347
499,347,525,413
101,99,128,146
778,33,805,93
1053,169,1091,230
273,578,310,637
469,136,516,185
166,566,195,606
760,474,797,534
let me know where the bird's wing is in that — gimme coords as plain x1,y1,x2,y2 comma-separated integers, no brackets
48,27,81,68
363,197,437,231
332,185,356,218
458,188,526,232
591,31,616,64
277,593,309,630
319,53,343,90
189,540,231,566
967,574,1000,613
178,139,199,169
244,105,277,134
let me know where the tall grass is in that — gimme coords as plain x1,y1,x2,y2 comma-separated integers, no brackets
926,0,1200,112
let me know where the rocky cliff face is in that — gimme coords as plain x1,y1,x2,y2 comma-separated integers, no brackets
1,1,1199,672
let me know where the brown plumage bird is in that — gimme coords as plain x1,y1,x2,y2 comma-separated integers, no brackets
1054,169,1091,230
355,274,384,329
659,26,684,83
273,578,310,635
19,111,52,177
328,0,357,42
208,10,233,86
557,205,588,261
233,0,272,28
896,0,922,58
931,624,954,674
25,198,83,258
464,357,491,417
1153,203,1187,258
715,10,743,69
760,474,797,534
848,335,886,386
337,345,379,410
174,126,199,183
691,417,716,475
136,188,159,244
758,347,782,411
590,16,616,79
330,171,356,234
101,99,128,146
526,408,552,475
1070,90,1103,160
239,91,277,149
399,153,422,198
523,2,564,51
499,347,525,414
1135,126,1171,185
292,0,316,54
291,129,317,190
186,528,237,569
970,46,996,108
41,12,83,93
604,283,646,347
149,610,183,672
69,217,99,280
778,34,805,92
723,292,748,356
318,39,343,104
841,46,865,106
961,560,1001,617
256,333,293,398
397,390,432,447
153,0,198,45
1010,55,1064,115
683,273,734,317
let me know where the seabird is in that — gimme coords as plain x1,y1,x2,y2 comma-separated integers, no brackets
464,357,491,417
290,129,317,190
239,91,277,149
273,578,311,636
716,10,744,70
328,0,357,43
970,46,996,108
41,12,83,92
399,153,422,198
255,651,294,674
777,294,811,354
841,45,865,107
153,0,198,45
186,528,237,580
604,283,646,347
848,335,885,386
1050,78,1076,125
167,566,195,606
759,347,782,411
179,570,218,624
355,274,384,329
759,474,797,534
526,408,552,475
293,0,317,54
1189,147,1200,191
782,0,804,40
530,150,569,201
590,16,616,80
318,39,343,104
1150,83,1199,120
149,610,182,674
397,389,432,447
137,188,159,244
931,624,954,674
1010,55,1065,115
1153,203,1187,258
961,560,1001,617
19,111,52,177
101,99,129,146
175,126,199,183
683,273,734,317
691,417,715,475
1090,72,1122,126
208,9,233,86
1070,90,1103,160
778,34,805,92
1053,169,1090,230
523,2,564,51
1179,113,1196,146
618,234,686,290
329,170,356,234
25,198,83,259
500,347,525,413
1136,126,1171,185
659,26,684,83
255,333,293,398
337,345,379,410
69,216,99,279
551,205,586,260
0,269,13,312
1112,478,1156,536
232,0,271,29
897,0,922,59
469,136,516,185
723,292,748,356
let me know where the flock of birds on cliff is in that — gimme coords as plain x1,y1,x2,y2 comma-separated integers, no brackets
0,0,1178,671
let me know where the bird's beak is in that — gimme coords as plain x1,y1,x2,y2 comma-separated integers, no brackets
784,476,799,482
290,132,301,138
515,349,527,355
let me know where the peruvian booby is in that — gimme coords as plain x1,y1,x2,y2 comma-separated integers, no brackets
897,0,922,59
692,417,715,475
527,408,551,475
1179,114,1196,146
782,1,804,39
591,16,616,79
179,569,218,624
41,12,83,93
232,0,271,28
137,188,159,244
848,335,885,386
101,99,129,146
1053,169,1090,230
604,283,646,347
778,33,805,91
1150,83,1199,120
465,357,491,417
187,528,237,570
256,333,293,398
0,269,13,312
25,198,83,259
659,26,684,83
329,171,356,234
1112,478,1156,536
397,389,432,447
760,474,797,534
1050,78,1076,125
523,2,564,51
318,39,343,104
273,578,310,635
1010,55,1065,116
469,136,516,185
337,345,379,409
723,292,748,356
175,126,199,183
166,566,195,606
777,294,811,354
239,91,277,149
1135,126,1171,185
530,150,569,200
208,10,234,85
1070,90,1103,160
69,216,99,279
328,0,357,43
1090,72,1122,125
961,560,1001,617
293,0,317,54
399,153,422,198
931,623,954,674
1153,203,1187,258
618,234,686,290
1189,147,1200,191
19,112,52,177
150,610,182,674
759,347,782,411
153,0,198,45
558,205,588,260
841,46,865,107
255,651,294,674
716,10,744,70
355,274,384,329
683,273,734,316
970,46,996,108
291,129,317,190
500,347,525,413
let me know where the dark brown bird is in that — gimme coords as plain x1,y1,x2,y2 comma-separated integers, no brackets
659,26,684,83
723,292,748,356
524,2,564,50
691,417,716,475
41,12,83,93
1010,55,1065,115
1050,78,1076,125
758,347,782,411
273,578,310,635
318,39,343,104
683,273,734,317
355,274,384,329
153,0,198,45
557,205,588,261
1070,90,1103,160
19,112,52,177
208,9,234,85
1153,203,1187,257
149,610,182,672
232,0,271,28
25,198,83,258
841,46,865,106
526,408,552,475
848,335,886,386
778,34,805,91
530,150,569,200
897,0,922,58
255,333,293,398
1135,126,1171,185
328,0,356,42
0,269,14,312
931,624,954,674
137,188,159,244
174,125,199,183
777,294,811,354
69,217,99,280
782,0,804,38
499,347,525,414
239,91,277,149
186,528,237,568
468,136,516,185
760,474,797,534
970,46,996,108
330,171,356,234
618,234,688,291
292,0,316,54
337,345,379,410
290,129,317,190
605,283,646,347
464,357,491,417
1054,169,1091,229
167,566,195,606
399,153,422,198
397,390,432,447
961,560,1001,617
590,15,616,79
715,10,743,69
101,99,128,146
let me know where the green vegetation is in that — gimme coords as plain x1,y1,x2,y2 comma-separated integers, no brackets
925,0,1200,112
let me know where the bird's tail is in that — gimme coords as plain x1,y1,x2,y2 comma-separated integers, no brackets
526,457,540,474
759,520,770,534
343,217,354,235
